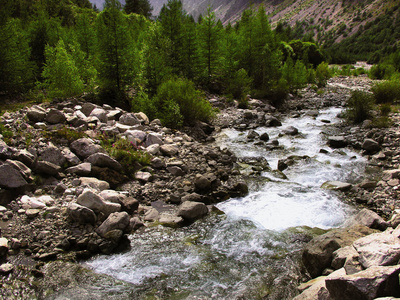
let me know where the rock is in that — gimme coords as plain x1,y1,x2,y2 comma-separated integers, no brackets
167,166,185,176
68,203,97,225
119,113,140,126
26,208,41,219
0,238,9,257
125,130,147,144
352,208,388,230
328,136,347,148
302,225,377,278
76,189,120,216
247,130,259,140
39,145,67,167
151,157,165,169
66,163,92,176
382,169,400,181
79,177,110,191
0,163,28,189
359,180,377,190
325,265,400,300
27,105,46,122
389,213,400,228
20,195,46,209
96,212,130,238
159,213,184,228
34,161,61,176
177,201,208,221
127,217,144,232
99,190,126,204
62,148,81,166
362,138,381,154
147,144,161,155
194,175,211,192
181,193,202,203
120,197,139,215
89,108,108,123
321,181,352,192
46,108,66,124
135,172,153,183
160,144,179,156
283,126,299,136
353,231,400,269
264,115,282,127
70,138,105,159
260,132,270,141
144,208,159,222
86,153,122,171
135,112,149,125
6,159,32,181
331,246,359,270
81,102,96,116
0,140,14,160
0,263,13,275
13,149,35,167
145,133,163,147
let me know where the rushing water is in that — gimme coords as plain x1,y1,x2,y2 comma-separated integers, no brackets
85,107,366,299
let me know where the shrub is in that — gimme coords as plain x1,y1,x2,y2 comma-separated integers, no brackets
225,68,252,99
315,62,331,87
346,90,375,123
153,78,215,128
371,80,400,104
369,64,395,80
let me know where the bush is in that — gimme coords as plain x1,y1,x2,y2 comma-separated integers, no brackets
369,64,395,80
315,62,331,87
225,68,252,99
371,80,400,104
153,78,215,128
346,90,375,123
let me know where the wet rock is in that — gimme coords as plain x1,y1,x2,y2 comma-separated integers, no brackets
46,108,66,124
331,246,359,270
128,217,144,232
177,201,208,221
352,208,389,231
283,126,299,136
70,138,105,160
264,115,282,127
119,113,140,126
325,265,400,300
96,212,130,238
321,181,352,192
159,213,184,228
362,138,381,154
260,132,270,141
68,203,97,225
86,153,122,171
328,136,347,148
79,177,110,191
77,189,120,217
247,130,259,140
0,163,28,189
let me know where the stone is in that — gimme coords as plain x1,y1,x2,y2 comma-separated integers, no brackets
135,112,149,125
89,108,108,123
120,197,139,215
264,115,282,127
66,163,92,176
46,108,66,124
128,217,144,232
5,159,32,181
119,113,140,126
70,138,105,159
86,153,122,171
62,148,81,166
145,133,163,147
160,144,179,156
321,181,352,191
96,212,130,238
106,109,122,121
331,246,359,270
247,130,259,140
26,208,41,219
0,140,14,160
302,225,377,278
79,177,110,191
34,161,61,176
352,208,388,230
0,163,28,189
177,201,208,221
328,136,347,148
283,126,299,136
0,238,9,257
76,189,120,216
135,172,153,183
0,263,13,275
20,195,46,210
151,157,165,169
27,105,46,122
260,132,270,141
359,180,377,190
194,175,211,192
81,102,97,116
147,144,161,155
39,145,67,167
144,208,159,222
325,265,400,300
353,231,400,269
99,190,126,204
67,203,97,225
362,138,381,154
159,213,184,228
181,193,202,203
125,130,147,144
167,166,185,176
13,149,35,167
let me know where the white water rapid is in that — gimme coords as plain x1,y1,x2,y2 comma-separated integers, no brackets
85,107,366,299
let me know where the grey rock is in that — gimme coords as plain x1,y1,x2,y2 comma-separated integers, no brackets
144,208,159,222
13,149,35,167
79,177,110,191
181,193,202,203
46,108,66,124
5,159,32,181
0,263,13,275
27,105,46,122
127,217,144,232
62,148,80,166
160,144,179,156
135,172,153,183
135,112,149,124
331,246,359,270
177,201,208,221
362,138,381,154
99,190,126,204
260,132,270,141
283,126,299,136
68,203,97,225
39,145,67,167
81,103,96,117
151,157,165,169
34,161,61,176
0,238,8,257
167,166,185,176
0,163,28,189
159,213,184,228
264,115,282,127
145,133,163,147
247,130,259,140
0,140,14,159
328,136,347,148
86,153,122,171
26,208,41,219
194,175,211,192
321,181,352,192
119,113,140,126
77,189,120,216
125,130,146,144
146,144,161,155
96,212,130,238
70,138,105,159
66,163,92,176
120,197,139,215
90,108,108,123
352,208,388,230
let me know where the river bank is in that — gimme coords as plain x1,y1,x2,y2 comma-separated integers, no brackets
0,75,399,299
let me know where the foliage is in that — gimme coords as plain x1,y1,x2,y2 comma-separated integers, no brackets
315,62,331,87
225,68,252,99
153,78,215,128
124,0,153,18
346,90,375,123
371,80,400,104
281,57,308,93
369,64,396,80
43,126,86,145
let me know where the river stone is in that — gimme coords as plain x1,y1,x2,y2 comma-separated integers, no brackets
128,217,144,232
119,113,140,126
160,144,179,156
302,225,377,278
353,231,400,269
321,181,352,192
177,201,208,221
362,138,381,154
264,115,282,127
68,203,97,225
39,145,67,167
331,246,359,270
0,263,13,275
247,130,259,140
0,163,28,189
325,265,400,300
46,108,66,124
66,163,92,176
34,161,61,176
167,166,185,176
144,208,159,222
194,174,211,192
99,190,126,204
352,208,388,230
283,126,299,136
260,132,270,141
86,153,122,171
159,213,184,228
27,105,46,122
70,138,105,159
77,189,120,217
96,212,130,238
120,197,139,215
328,136,347,148
0,238,9,257
79,177,110,191
147,144,161,155
62,148,80,166
26,208,41,219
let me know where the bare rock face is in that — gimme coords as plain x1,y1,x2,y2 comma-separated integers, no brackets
177,201,208,221
325,265,400,300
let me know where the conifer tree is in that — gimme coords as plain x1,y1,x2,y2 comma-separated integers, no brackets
124,0,153,18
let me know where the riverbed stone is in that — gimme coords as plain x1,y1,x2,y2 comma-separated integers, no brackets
67,203,97,225
264,115,282,127
0,163,28,189
76,189,120,217
177,201,208,221
352,208,389,230
362,138,381,154
144,208,159,222
331,246,359,270
120,197,139,215
321,181,352,191
328,136,347,148
70,138,105,159
158,213,184,228
96,212,130,238
160,144,179,156
283,126,299,136
325,265,400,300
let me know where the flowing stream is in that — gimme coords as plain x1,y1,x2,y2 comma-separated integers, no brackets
85,107,366,299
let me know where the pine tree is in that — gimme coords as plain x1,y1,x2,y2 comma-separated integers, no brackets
124,0,153,18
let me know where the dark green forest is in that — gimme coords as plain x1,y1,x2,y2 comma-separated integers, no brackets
0,0,398,128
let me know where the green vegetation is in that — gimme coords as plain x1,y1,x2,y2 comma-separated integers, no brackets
43,126,87,145
371,80,400,104
346,90,375,123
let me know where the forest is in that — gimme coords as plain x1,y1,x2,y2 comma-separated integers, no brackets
0,0,398,128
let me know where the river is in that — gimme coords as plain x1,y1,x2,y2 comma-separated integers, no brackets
85,107,366,299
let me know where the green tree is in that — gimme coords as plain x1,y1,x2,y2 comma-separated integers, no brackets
124,0,153,18
281,57,307,93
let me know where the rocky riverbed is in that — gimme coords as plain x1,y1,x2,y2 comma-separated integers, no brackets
1,75,400,299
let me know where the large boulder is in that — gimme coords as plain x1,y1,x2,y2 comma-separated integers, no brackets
177,201,208,221
0,163,28,189
46,108,66,124
86,153,122,171
89,108,108,123
119,113,140,126
27,105,46,122
76,189,120,216
96,212,130,238
302,225,377,278
68,203,97,225
39,145,67,167
70,138,105,159
325,265,400,299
